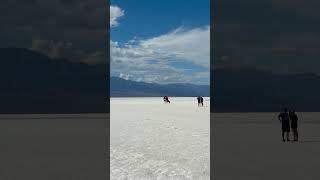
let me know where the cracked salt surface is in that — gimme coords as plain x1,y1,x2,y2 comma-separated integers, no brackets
111,97,210,180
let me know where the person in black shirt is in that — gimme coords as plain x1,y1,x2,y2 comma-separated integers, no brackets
200,96,204,107
289,111,299,141
197,96,201,106
278,108,291,142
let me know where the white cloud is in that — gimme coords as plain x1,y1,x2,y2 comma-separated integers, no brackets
110,5,124,27
139,26,210,67
111,26,210,84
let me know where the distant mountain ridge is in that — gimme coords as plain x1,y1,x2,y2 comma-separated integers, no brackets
111,77,210,97
212,68,320,112
0,47,107,113
4,48,320,113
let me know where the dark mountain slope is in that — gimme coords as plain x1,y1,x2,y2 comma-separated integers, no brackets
212,68,320,112
0,48,107,113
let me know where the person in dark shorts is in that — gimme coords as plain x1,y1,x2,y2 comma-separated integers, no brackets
278,108,291,142
200,96,204,107
289,111,299,141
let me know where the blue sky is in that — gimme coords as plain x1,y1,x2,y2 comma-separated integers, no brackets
110,0,210,85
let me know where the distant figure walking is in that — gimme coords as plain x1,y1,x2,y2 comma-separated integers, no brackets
289,111,299,141
278,108,291,142
197,96,201,106
163,96,170,103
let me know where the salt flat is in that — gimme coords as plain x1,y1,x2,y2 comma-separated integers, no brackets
111,97,210,180
213,112,320,180
0,114,108,180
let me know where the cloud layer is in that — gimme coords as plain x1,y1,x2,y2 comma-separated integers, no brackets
110,5,124,28
1,0,107,64
214,0,320,75
111,26,210,84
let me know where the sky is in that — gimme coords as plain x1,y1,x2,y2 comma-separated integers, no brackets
3,0,320,84
110,0,210,85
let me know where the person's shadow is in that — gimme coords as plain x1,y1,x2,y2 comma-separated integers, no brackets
300,140,320,143
300,137,320,143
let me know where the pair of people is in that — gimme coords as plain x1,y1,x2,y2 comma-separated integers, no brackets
197,96,204,107
163,96,170,103
278,108,299,142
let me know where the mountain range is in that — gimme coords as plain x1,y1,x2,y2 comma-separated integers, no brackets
2,47,320,113
0,48,107,113
212,68,320,112
110,76,210,97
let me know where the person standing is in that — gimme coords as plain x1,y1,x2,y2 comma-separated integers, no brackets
200,96,204,107
289,111,299,141
278,108,291,142
197,96,201,106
